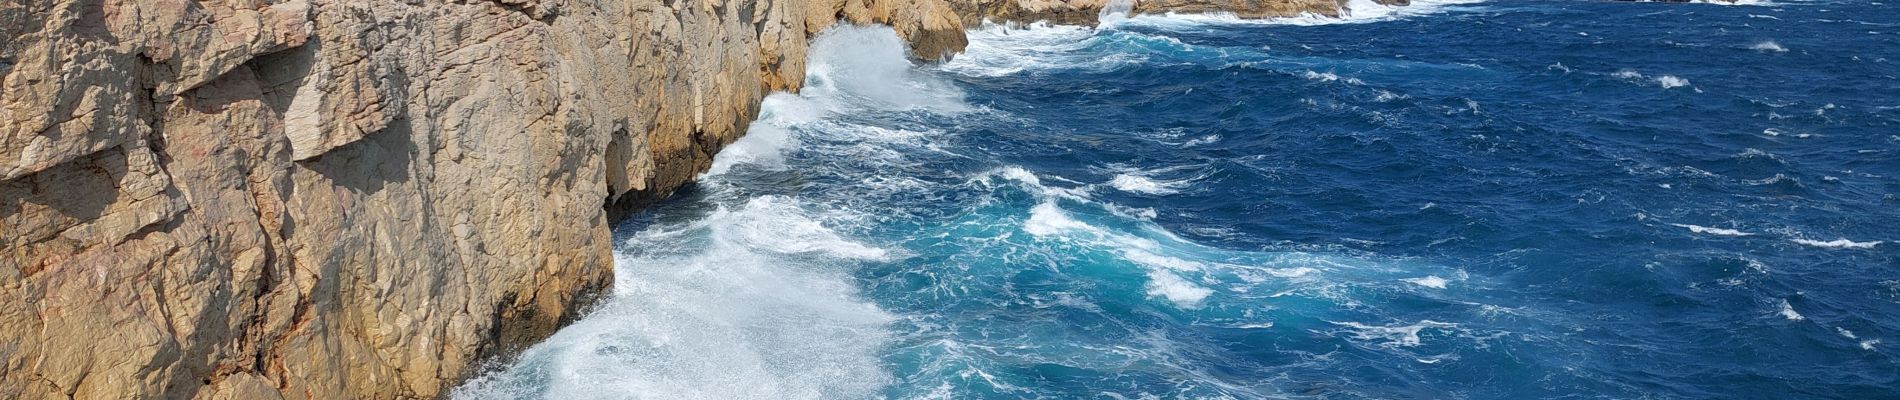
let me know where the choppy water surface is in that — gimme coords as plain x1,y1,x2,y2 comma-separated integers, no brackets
459,1,1900,398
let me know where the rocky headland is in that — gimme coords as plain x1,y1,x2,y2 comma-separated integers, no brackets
0,0,1401,398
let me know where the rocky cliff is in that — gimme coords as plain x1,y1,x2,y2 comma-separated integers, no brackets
0,0,1389,398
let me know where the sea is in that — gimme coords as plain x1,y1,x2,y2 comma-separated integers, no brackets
456,0,1900,398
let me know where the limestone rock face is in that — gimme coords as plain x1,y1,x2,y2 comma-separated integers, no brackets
0,0,1385,398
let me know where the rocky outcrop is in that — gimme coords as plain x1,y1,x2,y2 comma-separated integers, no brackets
0,0,1382,398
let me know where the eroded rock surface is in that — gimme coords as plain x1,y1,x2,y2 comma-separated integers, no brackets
0,0,1380,398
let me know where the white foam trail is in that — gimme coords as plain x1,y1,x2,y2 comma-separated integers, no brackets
1331,320,1457,348
1102,164,1206,195
1013,188,1382,313
980,166,1097,202
1791,238,1883,249
1302,70,1365,85
1265,267,1320,278
1746,173,1797,186
1121,0,1484,27
1611,69,1692,89
1697,0,1777,6
1750,40,1788,52
1736,148,1778,160
1111,170,1204,196
1019,190,1227,310
943,0,1481,77
1108,174,1175,195
1671,223,1755,237
1122,248,1206,272
1405,276,1450,289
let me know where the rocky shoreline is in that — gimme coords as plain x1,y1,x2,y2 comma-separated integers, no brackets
0,0,1397,398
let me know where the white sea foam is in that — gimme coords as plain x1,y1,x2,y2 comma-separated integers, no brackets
1657,75,1691,89
1266,267,1320,278
1026,201,1174,252
938,23,1119,77
1098,0,1135,26
1671,223,1755,237
455,196,897,400
1746,173,1797,186
1123,249,1206,272
728,197,891,260
804,25,968,112
1302,70,1365,85
1013,181,1261,312
1146,270,1215,308
1744,258,1771,274
1736,148,1776,159
1791,238,1883,249
1750,40,1788,52
1611,69,1692,89
1121,0,1484,27
1105,165,1203,195
1777,299,1805,321
1182,134,1222,147
707,117,800,176
943,0,1481,78
1024,201,1100,237
1024,200,1221,309
1109,174,1181,195
1405,276,1450,289
1698,0,1776,6
712,25,967,177
1332,320,1458,348
986,166,1097,203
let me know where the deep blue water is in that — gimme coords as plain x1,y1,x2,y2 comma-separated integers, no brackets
459,1,1900,398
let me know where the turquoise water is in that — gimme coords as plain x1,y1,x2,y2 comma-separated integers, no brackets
458,1,1900,398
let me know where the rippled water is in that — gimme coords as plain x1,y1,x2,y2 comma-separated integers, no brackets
458,1,1900,398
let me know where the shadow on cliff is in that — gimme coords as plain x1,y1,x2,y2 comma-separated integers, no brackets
297,119,418,195
0,148,134,250
255,41,418,194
